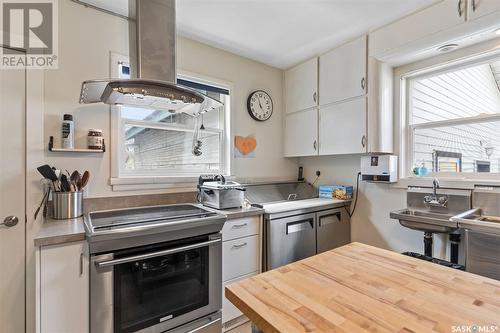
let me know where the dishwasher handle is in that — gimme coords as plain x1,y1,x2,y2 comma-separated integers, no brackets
286,219,313,234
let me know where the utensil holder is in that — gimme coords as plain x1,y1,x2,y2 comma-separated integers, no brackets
52,191,83,219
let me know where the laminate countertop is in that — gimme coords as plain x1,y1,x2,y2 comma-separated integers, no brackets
34,206,264,247
33,217,86,247
226,242,500,333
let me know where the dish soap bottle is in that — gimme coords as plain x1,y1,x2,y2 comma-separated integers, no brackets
62,114,74,149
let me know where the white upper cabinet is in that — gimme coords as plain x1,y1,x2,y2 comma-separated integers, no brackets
284,108,318,157
369,0,466,59
319,35,367,105
319,98,367,156
284,57,318,113
467,0,500,20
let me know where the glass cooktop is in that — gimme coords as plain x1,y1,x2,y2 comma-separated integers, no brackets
87,204,217,232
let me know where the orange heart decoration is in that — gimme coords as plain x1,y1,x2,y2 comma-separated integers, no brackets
235,136,257,156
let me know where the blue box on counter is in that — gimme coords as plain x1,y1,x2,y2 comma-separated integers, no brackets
319,185,353,200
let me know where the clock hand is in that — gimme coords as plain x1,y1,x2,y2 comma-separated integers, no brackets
258,98,263,110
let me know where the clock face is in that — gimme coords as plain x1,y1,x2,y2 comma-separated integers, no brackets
247,90,273,121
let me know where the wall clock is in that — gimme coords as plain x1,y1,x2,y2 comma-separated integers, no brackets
247,90,273,121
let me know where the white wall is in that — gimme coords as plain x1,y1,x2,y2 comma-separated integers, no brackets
42,0,296,199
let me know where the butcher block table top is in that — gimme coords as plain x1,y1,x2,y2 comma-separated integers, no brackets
225,242,500,333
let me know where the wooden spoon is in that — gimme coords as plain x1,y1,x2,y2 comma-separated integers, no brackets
70,170,81,192
80,171,90,190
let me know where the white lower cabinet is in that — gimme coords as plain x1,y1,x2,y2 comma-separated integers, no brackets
221,215,262,329
37,241,89,333
319,97,367,155
284,108,318,157
222,235,260,281
222,271,258,324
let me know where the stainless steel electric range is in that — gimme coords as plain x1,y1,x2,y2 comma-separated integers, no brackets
84,204,226,333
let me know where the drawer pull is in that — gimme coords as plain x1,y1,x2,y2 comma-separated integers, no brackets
231,223,248,229
231,242,248,249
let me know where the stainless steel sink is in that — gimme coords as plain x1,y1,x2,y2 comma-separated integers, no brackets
451,208,500,235
390,186,471,234
390,209,458,233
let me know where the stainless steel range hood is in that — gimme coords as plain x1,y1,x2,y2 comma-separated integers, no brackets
79,0,223,116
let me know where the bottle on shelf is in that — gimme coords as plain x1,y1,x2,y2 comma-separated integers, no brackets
62,114,74,149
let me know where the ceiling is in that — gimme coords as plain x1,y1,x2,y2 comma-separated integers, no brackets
77,0,438,69
176,0,438,69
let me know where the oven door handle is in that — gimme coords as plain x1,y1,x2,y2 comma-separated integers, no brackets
95,238,221,269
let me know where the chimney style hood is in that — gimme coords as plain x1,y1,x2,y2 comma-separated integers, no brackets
79,0,223,116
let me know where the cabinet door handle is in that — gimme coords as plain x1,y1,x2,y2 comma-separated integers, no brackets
231,223,248,229
471,0,476,11
361,135,367,148
457,0,464,17
313,140,317,151
361,77,366,90
231,242,247,249
313,92,317,103
80,253,84,276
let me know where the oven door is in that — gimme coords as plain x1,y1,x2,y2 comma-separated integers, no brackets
90,234,222,333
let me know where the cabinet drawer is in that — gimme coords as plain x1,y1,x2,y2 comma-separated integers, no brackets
222,216,260,241
222,271,258,324
223,235,260,281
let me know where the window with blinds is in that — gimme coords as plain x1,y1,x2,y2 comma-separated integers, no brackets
409,61,500,174
115,62,230,176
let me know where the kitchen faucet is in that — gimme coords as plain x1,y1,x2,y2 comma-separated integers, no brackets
424,178,447,207
432,178,439,197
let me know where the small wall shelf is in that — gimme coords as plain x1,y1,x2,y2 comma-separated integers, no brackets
48,136,105,153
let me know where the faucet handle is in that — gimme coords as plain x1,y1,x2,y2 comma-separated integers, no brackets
437,196,448,205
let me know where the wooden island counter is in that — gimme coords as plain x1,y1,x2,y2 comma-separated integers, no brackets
225,242,500,333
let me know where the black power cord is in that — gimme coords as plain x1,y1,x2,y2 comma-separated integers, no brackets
345,172,362,218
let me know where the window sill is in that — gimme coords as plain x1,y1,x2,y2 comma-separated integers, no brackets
110,175,235,191
110,176,200,191
391,176,500,190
